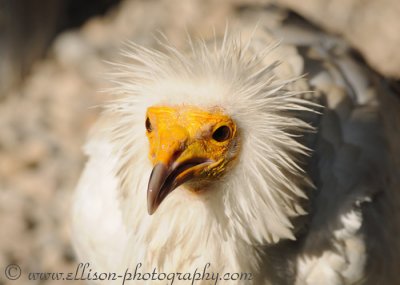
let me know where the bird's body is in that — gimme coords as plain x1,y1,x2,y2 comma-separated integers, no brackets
72,14,400,285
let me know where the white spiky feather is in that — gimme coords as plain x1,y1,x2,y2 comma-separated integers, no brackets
72,20,399,285
73,29,315,282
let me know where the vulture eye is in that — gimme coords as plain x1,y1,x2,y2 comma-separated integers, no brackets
212,125,231,142
145,117,152,132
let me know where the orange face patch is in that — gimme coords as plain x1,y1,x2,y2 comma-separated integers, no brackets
145,105,238,180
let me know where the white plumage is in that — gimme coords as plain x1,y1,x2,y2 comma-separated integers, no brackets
72,15,400,285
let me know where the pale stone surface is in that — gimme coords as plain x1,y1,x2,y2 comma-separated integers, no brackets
275,0,400,78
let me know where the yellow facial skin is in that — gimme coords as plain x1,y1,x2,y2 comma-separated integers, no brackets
145,105,238,214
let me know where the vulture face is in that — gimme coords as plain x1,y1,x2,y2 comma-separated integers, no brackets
146,105,239,214
105,36,313,244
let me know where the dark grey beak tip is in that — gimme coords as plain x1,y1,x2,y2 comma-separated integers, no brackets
147,188,156,215
147,163,169,215
146,159,209,215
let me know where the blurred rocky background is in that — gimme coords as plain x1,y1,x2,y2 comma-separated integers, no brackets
0,0,399,284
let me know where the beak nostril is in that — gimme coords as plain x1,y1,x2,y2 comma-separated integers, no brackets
171,149,184,165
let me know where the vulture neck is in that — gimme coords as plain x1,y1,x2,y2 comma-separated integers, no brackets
122,181,297,284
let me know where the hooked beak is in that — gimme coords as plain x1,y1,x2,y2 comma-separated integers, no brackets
147,158,211,215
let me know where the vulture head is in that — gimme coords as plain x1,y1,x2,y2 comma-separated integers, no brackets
105,32,315,271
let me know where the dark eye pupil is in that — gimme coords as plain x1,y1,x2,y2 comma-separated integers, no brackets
145,117,152,132
212,125,231,142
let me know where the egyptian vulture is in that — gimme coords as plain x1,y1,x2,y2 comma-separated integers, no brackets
72,13,400,285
